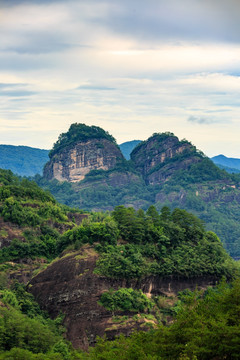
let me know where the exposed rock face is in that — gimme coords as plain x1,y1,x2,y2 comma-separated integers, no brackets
131,134,202,185
28,246,219,350
44,139,124,182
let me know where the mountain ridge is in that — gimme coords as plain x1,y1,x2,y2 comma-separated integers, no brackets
0,144,49,177
211,154,240,172
34,123,240,258
1,124,240,257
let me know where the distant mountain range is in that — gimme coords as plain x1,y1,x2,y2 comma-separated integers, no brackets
211,154,240,173
0,145,49,177
119,140,141,160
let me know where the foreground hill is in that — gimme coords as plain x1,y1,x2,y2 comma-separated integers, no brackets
0,168,86,267
0,168,239,357
0,145,49,176
1,277,240,359
35,124,240,258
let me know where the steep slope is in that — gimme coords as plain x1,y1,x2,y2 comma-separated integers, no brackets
44,123,125,182
0,168,86,269
28,205,236,349
131,133,204,185
41,124,145,210
29,248,220,350
0,145,49,176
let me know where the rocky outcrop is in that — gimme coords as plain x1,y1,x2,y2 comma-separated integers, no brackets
28,246,219,350
131,134,202,185
43,128,203,187
44,139,124,182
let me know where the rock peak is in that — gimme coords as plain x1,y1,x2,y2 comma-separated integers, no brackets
44,124,124,182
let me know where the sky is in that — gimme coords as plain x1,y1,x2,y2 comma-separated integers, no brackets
1,0,240,157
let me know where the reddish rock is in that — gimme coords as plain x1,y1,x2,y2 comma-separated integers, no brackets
28,246,219,350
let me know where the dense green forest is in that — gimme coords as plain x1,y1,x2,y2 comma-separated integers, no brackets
0,169,240,358
1,169,235,277
0,169,84,262
35,164,240,258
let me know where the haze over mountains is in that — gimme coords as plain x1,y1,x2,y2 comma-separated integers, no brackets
211,154,240,174
0,145,49,177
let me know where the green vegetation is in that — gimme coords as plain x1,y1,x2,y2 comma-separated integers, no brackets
0,282,71,359
0,166,240,359
57,216,119,253
0,167,236,277
130,132,176,158
99,288,153,313
1,278,240,359
35,171,240,258
49,123,117,158
2,128,240,258
34,129,240,257
35,174,152,211
0,169,84,262
166,158,231,186
94,206,237,279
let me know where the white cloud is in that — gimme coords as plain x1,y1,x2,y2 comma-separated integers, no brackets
0,0,240,157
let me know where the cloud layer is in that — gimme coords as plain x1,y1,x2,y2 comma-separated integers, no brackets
1,0,240,156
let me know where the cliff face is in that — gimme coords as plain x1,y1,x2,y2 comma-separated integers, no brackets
29,246,218,350
43,128,203,186
44,138,124,182
131,134,202,185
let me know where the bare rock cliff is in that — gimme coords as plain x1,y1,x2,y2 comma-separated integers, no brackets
44,139,124,182
28,246,218,350
131,134,202,185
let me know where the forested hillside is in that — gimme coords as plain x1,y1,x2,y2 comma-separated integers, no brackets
0,168,85,263
34,124,240,258
0,168,239,358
